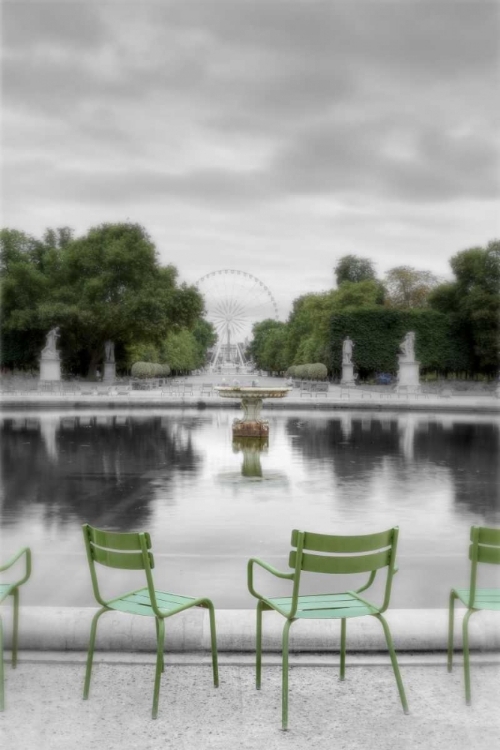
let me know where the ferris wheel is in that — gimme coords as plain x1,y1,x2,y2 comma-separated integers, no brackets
196,270,279,367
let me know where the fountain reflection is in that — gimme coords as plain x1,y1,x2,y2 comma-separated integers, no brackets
232,436,268,478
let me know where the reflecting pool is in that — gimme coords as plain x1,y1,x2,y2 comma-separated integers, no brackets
1,409,499,609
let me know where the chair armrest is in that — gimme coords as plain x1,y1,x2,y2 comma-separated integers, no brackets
0,547,31,587
247,557,294,600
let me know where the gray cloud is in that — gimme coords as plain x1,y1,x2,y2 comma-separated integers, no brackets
2,0,499,309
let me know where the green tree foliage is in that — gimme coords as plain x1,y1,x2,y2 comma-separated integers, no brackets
1,223,205,377
249,319,287,372
428,240,499,373
330,309,473,378
286,282,385,368
384,266,439,308
334,255,376,285
192,319,217,367
0,228,55,369
159,328,201,374
335,279,386,308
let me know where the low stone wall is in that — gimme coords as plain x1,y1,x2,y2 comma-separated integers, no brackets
3,607,499,653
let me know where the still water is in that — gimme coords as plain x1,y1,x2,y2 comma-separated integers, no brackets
1,409,499,609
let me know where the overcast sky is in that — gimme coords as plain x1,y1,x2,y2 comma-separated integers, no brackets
2,0,499,319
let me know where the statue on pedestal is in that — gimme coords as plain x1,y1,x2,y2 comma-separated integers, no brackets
341,336,356,385
396,331,420,390
104,340,115,363
342,337,354,364
41,327,61,360
398,332,415,362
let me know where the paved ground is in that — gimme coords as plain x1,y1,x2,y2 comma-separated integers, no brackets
1,652,499,750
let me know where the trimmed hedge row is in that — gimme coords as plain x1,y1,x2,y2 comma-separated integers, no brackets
286,363,328,380
131,361,171,378
330,309,473,377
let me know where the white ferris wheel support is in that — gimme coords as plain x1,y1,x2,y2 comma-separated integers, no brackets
196,270,279,367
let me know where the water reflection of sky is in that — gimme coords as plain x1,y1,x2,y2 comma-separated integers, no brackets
1,409,498,609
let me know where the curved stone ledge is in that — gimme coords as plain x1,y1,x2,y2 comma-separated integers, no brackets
2,607,499,652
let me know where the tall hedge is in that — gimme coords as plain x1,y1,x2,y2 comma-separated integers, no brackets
330,309,473,377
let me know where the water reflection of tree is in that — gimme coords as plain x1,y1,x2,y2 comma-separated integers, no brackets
1,416,202,529
286,416,499,518
413,422,499,520
287,416,402,481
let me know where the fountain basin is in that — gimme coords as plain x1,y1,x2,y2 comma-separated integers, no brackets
214,386,291,436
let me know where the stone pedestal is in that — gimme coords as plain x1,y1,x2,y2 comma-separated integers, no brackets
39,358,61,381
103,362,116,384
341,363,356,386
397,360,420,387
232,419,269,438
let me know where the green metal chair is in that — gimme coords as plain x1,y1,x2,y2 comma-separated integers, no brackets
0,547,32,711
447,525,500,704
82,524,219,718
248,527,408,730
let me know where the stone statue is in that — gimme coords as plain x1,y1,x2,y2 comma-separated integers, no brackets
104,340,115,363
342,337,354,365
399,332,415,362
41,327,60,360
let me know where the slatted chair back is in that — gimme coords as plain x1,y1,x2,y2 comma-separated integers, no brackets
288,527,398,616
468,526,500,608
82,524,156,609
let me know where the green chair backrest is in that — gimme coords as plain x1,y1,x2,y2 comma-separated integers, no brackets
468,526,500,607
82,524,156,609
288,527,399,616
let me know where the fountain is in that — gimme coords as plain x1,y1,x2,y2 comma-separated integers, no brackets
214,384,292,436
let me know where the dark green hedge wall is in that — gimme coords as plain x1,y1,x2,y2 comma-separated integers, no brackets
330,309,473,377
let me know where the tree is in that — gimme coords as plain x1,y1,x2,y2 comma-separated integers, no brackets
249,319,287,371
1,223,205,377
335,279,386,308
0,229,51,369
429,240,499,373
384,266,439,308
334,255,376,286
160,329,199,374
192,319,217,367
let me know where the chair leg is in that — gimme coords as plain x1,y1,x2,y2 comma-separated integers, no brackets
375,614,409,714
463,609,475,706
155,618,164,673
340,618,347,681
282,619,293,731
0,615,4,711
256,601,264,690
152,618,165,719
206,601,219,688
11,589,19,669
447,590,458,672
83,608,107,700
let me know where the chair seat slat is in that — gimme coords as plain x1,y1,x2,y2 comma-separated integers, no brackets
455,587,500,610
268,592,380,618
